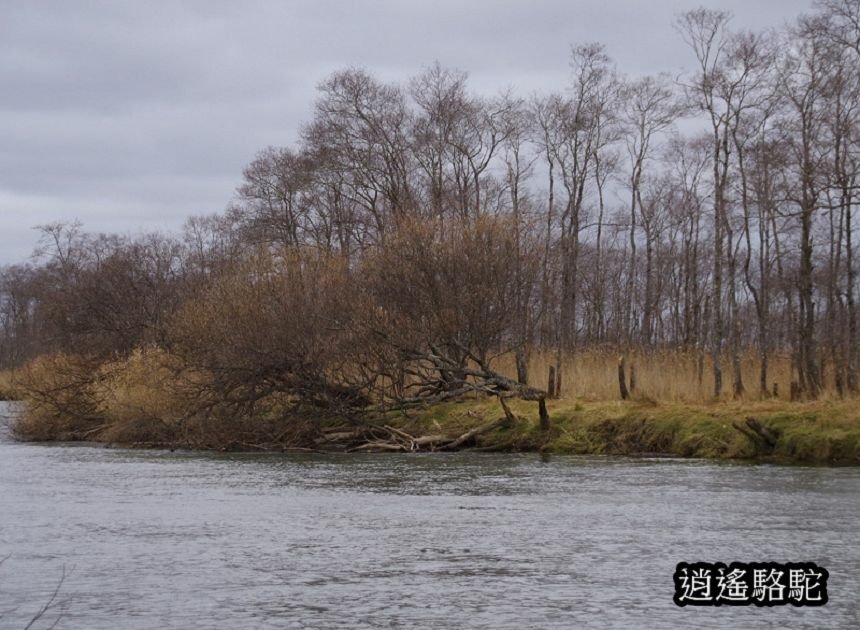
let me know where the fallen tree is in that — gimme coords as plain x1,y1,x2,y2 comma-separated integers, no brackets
317,409,514,453
376,348,550,427
732,416,780,453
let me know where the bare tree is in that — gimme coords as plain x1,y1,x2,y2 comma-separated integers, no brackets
775,15,839,397
619,73,683,347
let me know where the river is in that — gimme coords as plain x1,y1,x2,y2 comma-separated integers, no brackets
0,402,858,629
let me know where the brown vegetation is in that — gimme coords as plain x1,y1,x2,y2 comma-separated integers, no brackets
0,369,19,400
491,349,798,403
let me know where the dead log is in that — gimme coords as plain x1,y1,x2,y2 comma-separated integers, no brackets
744,417,778,448
378,424,422,451
81,424,112,439
732,417,779,452
317,430,362,443
732,421,760,447
442,415,510,450
411,434,450,447
366,346,551,430
381,424,417,442
346,441,408,453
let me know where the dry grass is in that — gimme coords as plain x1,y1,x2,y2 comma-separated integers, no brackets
90,346,192,443
11,348,193,442
10,344,860,463
11,347,316,449
0,368,21,400
491,348,800,403
12,353,104,440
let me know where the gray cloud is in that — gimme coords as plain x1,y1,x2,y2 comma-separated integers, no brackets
0,0,812,264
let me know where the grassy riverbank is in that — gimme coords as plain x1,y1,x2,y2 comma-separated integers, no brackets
386,397,860,465
7,350,860,464
10,382,860,464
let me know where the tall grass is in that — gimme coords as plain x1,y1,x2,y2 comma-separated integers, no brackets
8,345,860,462
11,347,317,448
491,348,800,403
0,369,20,400
11,348,190,442
12,353,104,440
90,347,192,444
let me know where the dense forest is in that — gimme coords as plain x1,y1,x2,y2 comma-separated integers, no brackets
3,3,860,447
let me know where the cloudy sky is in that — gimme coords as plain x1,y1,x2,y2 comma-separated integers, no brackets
1,0,814,265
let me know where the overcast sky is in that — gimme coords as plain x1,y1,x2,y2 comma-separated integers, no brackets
0,0,815,265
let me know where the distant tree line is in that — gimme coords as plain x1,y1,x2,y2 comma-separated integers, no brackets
3,2,860,414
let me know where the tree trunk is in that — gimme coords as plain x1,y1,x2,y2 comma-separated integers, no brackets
618,356,630,400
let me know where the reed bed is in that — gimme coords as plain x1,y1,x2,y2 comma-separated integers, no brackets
491,348,803,403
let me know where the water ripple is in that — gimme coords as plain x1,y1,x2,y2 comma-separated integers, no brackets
1,403,858,629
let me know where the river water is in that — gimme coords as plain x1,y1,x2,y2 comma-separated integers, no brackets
0,402,858,629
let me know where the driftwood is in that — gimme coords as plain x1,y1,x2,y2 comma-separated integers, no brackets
316,430,363,442
81,423,112,438
343,399,515,453
383,424,417,442
297,337,554,447
442,414,511,450
412,434,449,446
347,441,408,452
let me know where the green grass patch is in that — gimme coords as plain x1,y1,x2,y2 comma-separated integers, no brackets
394,397,860,465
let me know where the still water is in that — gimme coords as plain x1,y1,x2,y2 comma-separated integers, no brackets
1,402,858,629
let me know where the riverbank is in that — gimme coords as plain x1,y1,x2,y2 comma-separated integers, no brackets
370,397,860,465
8,393,860,465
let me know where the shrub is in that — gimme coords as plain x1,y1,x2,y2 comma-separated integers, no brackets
13,353,103,441
91,346,191,444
